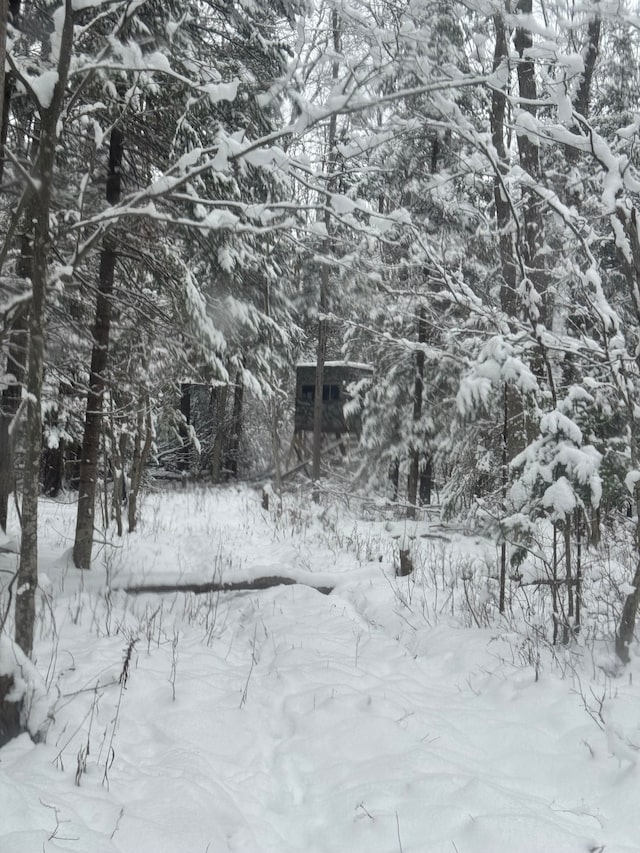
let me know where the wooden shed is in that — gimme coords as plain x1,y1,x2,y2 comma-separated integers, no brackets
294,361,372,435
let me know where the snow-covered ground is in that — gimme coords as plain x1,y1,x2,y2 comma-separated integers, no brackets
1,485,640,852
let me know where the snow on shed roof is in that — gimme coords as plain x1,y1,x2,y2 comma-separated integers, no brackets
296,361,373,370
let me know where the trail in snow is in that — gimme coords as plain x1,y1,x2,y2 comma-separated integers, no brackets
1,489,640,853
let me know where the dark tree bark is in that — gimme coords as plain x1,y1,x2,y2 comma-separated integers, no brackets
0,0,7,179
227,370,244,478
569,16,600,163
617,424,640,661
514,0,547,327
211,383,229,481
491,13,515,312
0,310,27,531
419,456,433,505
0,674,21,747
575,511,582,632
73,127,123,569
389,457,399,501
512,0,559,419
178,382,191,472
0,0,21,182
407,307,426,519
41,439,64,497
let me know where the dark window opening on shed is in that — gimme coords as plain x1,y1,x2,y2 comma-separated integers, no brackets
323,384,340,402
301,384,341,402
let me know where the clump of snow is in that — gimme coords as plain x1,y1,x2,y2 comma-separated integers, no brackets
26,71,59,109
457,335,538,417
625,469,640,494
203,80,239,105
542,476,576,514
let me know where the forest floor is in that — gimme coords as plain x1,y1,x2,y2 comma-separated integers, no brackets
1,484,640,853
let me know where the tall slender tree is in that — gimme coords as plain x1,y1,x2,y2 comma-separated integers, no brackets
73,127,123,569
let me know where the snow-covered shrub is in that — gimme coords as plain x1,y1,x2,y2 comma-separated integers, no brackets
0,635,50,746
507,388,602,562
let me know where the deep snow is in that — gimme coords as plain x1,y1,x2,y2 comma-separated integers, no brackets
1,486,640,853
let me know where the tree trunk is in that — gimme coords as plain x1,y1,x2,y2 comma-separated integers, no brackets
227,370,244,478
0,310,27,531
569,16,600,163
179,382,191,472
0,0,7,170
575,511,582,632
14,261,45,656
14,1,74,659
0,228,43,527
616,559,640,664
0,0,23,532
128,389,152,533
491,12,515,314
407,307,426,519
73,127,123,569
15,174,55,648
499,385,508,614
612,205,640,658
311,314,328,497
312,9,340,502
270,397,283,496
551,523,558,645
419,456,433,505
514,0,548,329
41,438,64,497
110,400,128,537
0,0,21,182
617,450,640,662
491,11,528,460
563,518,573,645
211,383,229,481
390,457,399,502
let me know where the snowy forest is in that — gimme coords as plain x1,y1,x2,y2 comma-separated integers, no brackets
3,0,640,850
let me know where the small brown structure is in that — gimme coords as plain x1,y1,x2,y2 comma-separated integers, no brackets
294,361,372,434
